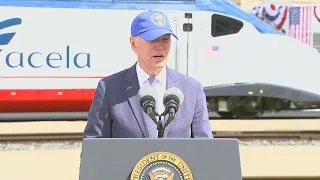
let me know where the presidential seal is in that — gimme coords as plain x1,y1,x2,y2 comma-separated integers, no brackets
130,151,193,180
151,13,166,26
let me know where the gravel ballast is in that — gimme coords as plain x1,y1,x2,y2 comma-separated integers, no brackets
1,140,320,151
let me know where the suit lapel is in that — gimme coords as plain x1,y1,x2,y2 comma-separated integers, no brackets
166,66,179,89
123,63,149,138
163,66,181,137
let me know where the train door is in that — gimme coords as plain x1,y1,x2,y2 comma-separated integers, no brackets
187,11,249,87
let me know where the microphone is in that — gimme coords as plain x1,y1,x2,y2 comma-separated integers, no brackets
163,87,184,127
137,86,158,124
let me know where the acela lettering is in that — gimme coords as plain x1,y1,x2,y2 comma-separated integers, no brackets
4,46,91,68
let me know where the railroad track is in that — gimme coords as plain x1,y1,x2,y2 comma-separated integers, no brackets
2,110,320,122
1,131,320,142
1,119,320,142
0,133,83,141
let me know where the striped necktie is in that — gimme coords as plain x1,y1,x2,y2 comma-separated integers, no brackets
145,76,158,138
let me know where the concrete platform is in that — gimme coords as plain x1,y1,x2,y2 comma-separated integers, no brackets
1,146,319,179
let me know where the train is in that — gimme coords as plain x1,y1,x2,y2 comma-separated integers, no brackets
1,0,320,119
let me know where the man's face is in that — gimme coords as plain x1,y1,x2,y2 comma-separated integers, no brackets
130,34,171,70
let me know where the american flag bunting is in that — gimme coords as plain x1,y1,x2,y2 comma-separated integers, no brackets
289,6,312,45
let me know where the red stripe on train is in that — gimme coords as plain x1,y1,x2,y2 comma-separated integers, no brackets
0,89,96,112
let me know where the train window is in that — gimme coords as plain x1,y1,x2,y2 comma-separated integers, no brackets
211,14,243,37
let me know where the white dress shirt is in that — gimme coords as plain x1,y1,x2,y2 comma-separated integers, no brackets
136,63,166,115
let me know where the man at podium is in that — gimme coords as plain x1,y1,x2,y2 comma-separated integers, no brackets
83,10,213,139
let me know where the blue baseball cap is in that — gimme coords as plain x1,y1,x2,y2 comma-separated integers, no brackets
131,10,178,42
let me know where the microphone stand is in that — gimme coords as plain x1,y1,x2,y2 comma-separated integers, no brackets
157,115,164,138
152,111,175,138
156,111,171,138
147,101,179,138
153,111,164,138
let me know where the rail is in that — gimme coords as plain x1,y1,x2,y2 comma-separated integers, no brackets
1,119,320,141
0,133,83,141
1,110,320,121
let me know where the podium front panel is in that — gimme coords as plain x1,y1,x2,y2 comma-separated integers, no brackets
79,138,242,180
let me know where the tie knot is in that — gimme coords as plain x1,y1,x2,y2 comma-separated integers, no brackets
148,76,156,86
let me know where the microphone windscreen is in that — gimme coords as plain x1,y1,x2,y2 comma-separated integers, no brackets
137,86,158,107
163,87,184,107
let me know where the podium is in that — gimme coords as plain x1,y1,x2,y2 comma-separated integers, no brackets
79,138,242,180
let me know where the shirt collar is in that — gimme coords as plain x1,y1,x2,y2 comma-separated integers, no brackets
136,63,166,86
156,65,166,86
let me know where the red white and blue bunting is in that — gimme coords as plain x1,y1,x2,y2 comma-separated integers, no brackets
251,5,264,18
252,4,320,26
250,4,287,30
314,6,320,23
